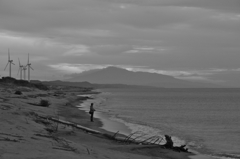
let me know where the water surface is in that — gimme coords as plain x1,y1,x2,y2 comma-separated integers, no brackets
96,88,240,159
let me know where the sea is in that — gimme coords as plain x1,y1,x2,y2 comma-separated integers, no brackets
80,87,240,159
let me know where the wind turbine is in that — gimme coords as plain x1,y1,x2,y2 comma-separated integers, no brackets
17,58,24,80
26,53,34,82
4,49,15,77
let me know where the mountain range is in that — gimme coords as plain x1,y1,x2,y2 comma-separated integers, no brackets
66,67,221,88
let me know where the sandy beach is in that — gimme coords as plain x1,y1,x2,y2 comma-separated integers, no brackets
0,81,193,159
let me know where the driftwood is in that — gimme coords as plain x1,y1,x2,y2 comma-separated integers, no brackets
173,145,188,152
33,114,189,152
86,147,90,155
112,131,119,139
53,147,76,152
163,135,188,152
0,133,23,138
36,114,135,144
35,133,53,138
0,137,19,142
0,132,23,142
37,115,102,135
163,135,173,148
27,102,49,107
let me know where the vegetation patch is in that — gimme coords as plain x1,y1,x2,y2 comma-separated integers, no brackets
0,77,49,91
14,90,22,95
39,99,51,107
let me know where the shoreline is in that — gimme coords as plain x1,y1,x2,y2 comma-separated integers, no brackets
75,89,233,159
71,92,205,157
58,90,194,159
75,93,132,136
0,83,194,159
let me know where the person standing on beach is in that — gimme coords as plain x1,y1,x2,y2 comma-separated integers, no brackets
89,103,95,122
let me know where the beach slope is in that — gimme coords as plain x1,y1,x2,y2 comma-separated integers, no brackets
0,82,192,159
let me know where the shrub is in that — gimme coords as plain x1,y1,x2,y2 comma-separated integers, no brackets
0,77,16,83
33,83,49,90
15,90,22,95
14,80,30,86
39,99,51,107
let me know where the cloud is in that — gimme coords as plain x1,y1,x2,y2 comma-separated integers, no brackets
172,68,240,86
212,13,240,21
49,63,86,73
124,46,168,54
90,45,132,56
48,63,147,74
30,56,49,62
63,45,91,56
56,29,116,38
98,0,240,13
125,67,240,85
0,32,44,47
0,0,240,86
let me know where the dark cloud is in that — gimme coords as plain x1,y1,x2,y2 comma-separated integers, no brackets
0,0,240,86
99,0,240,13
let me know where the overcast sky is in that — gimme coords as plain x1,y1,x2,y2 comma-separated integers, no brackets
0,0,240,87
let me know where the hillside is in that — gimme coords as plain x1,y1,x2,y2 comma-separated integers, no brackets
66,67,221,88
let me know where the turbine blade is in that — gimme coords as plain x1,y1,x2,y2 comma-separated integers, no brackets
28,53,29,64
4,62,9,70
8,49,10,60
18,58,21,66
12,62,15,65
30,66,34,70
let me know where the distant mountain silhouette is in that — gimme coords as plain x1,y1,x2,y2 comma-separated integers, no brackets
41,80,93,88
66,66,221,88
40,80,157,89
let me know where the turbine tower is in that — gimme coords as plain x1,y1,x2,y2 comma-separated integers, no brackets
23,66,27,80
17,58,24,80
26,53,34,82
4,49,15,77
